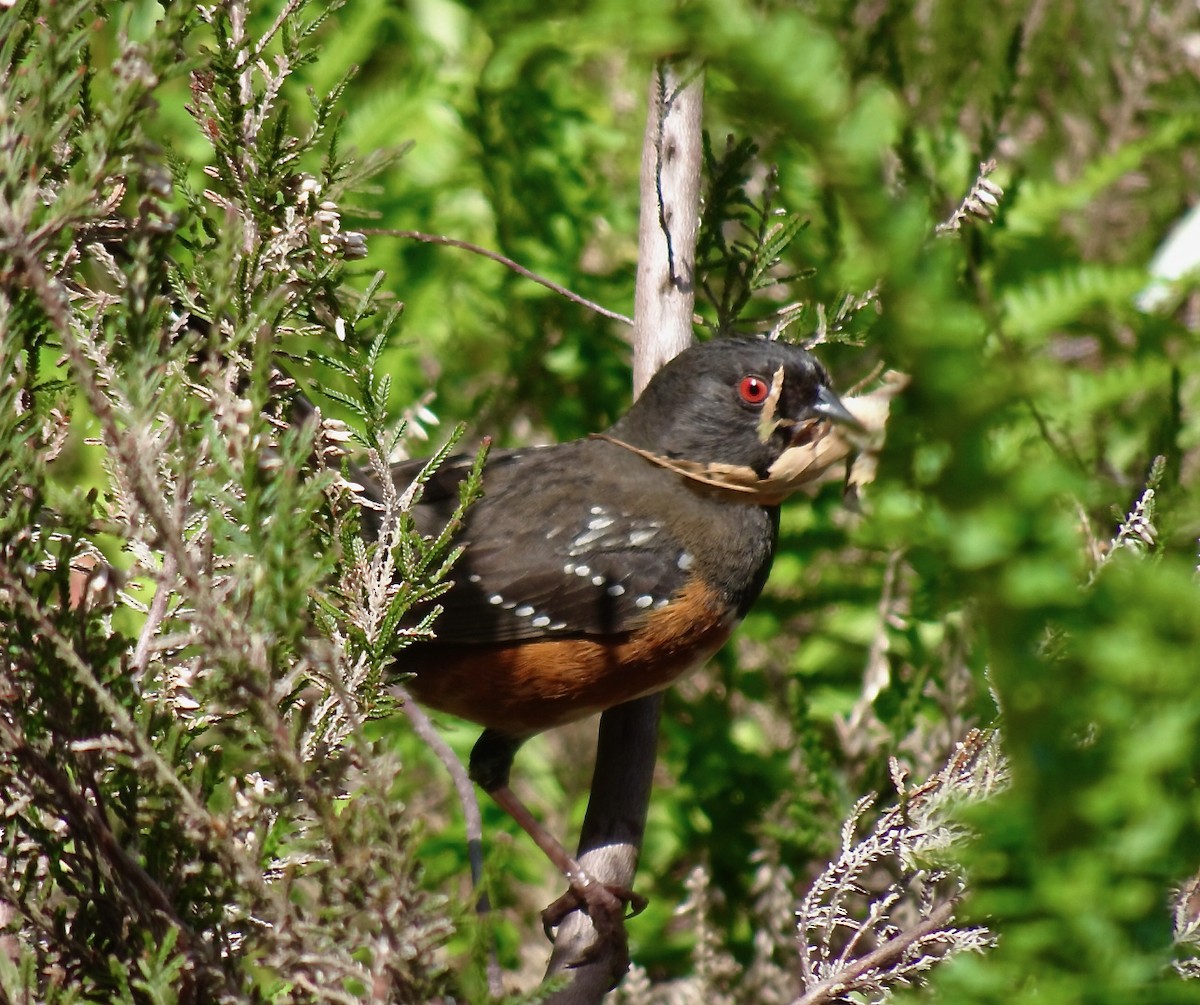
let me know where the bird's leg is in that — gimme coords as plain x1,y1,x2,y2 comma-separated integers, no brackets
470,730,645,949
488,784,633,941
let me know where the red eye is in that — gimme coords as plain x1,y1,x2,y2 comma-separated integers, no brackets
738,374,770,405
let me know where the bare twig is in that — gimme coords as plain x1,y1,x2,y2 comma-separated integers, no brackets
367,228,634,326
631,64,704,394
397,686,503,998
130,549,178,681
838,550,903,757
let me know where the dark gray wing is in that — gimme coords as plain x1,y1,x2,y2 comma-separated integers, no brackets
408,441,695,644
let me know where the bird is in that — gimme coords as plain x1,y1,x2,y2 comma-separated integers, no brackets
370,335,857,943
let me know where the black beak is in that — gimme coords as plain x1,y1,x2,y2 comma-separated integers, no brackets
811,384,860,428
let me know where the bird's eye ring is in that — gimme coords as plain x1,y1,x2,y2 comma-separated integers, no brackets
738,374,771,406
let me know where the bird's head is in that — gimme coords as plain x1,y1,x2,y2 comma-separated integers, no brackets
603,336,858,503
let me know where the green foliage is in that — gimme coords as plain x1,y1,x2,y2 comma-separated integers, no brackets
696,135,812,336
0,1,460,1000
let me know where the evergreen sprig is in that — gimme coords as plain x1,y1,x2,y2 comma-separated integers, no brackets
0,2,461,1000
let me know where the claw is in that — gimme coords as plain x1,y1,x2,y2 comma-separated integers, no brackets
541,881,648,941
542,882,632,973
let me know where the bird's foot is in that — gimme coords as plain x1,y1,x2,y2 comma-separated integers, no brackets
541,879,648,943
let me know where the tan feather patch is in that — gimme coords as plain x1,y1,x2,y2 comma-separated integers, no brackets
756,365,787,443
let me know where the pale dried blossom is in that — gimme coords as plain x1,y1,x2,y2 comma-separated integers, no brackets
794,730,1004,1005
1088,459,1162,584
936,160,1004,235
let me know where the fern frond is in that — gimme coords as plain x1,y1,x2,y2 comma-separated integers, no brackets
1002,264,1146,340
1006,117,1196,238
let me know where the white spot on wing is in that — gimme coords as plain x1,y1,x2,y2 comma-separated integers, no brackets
607,583,625,597
515,605,534,617
628,528,657,547
677,551,694,571
531,615,551,628
634,594,654,609
488,594,504,605
591,575,605,586
571,528,605,548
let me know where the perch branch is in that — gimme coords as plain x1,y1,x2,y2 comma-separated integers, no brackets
542,60,704,1002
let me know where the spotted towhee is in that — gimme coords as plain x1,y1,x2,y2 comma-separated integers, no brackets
372,335,857,937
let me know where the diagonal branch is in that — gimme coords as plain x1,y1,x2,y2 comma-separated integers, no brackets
367,228,633,326
396,687,504,997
